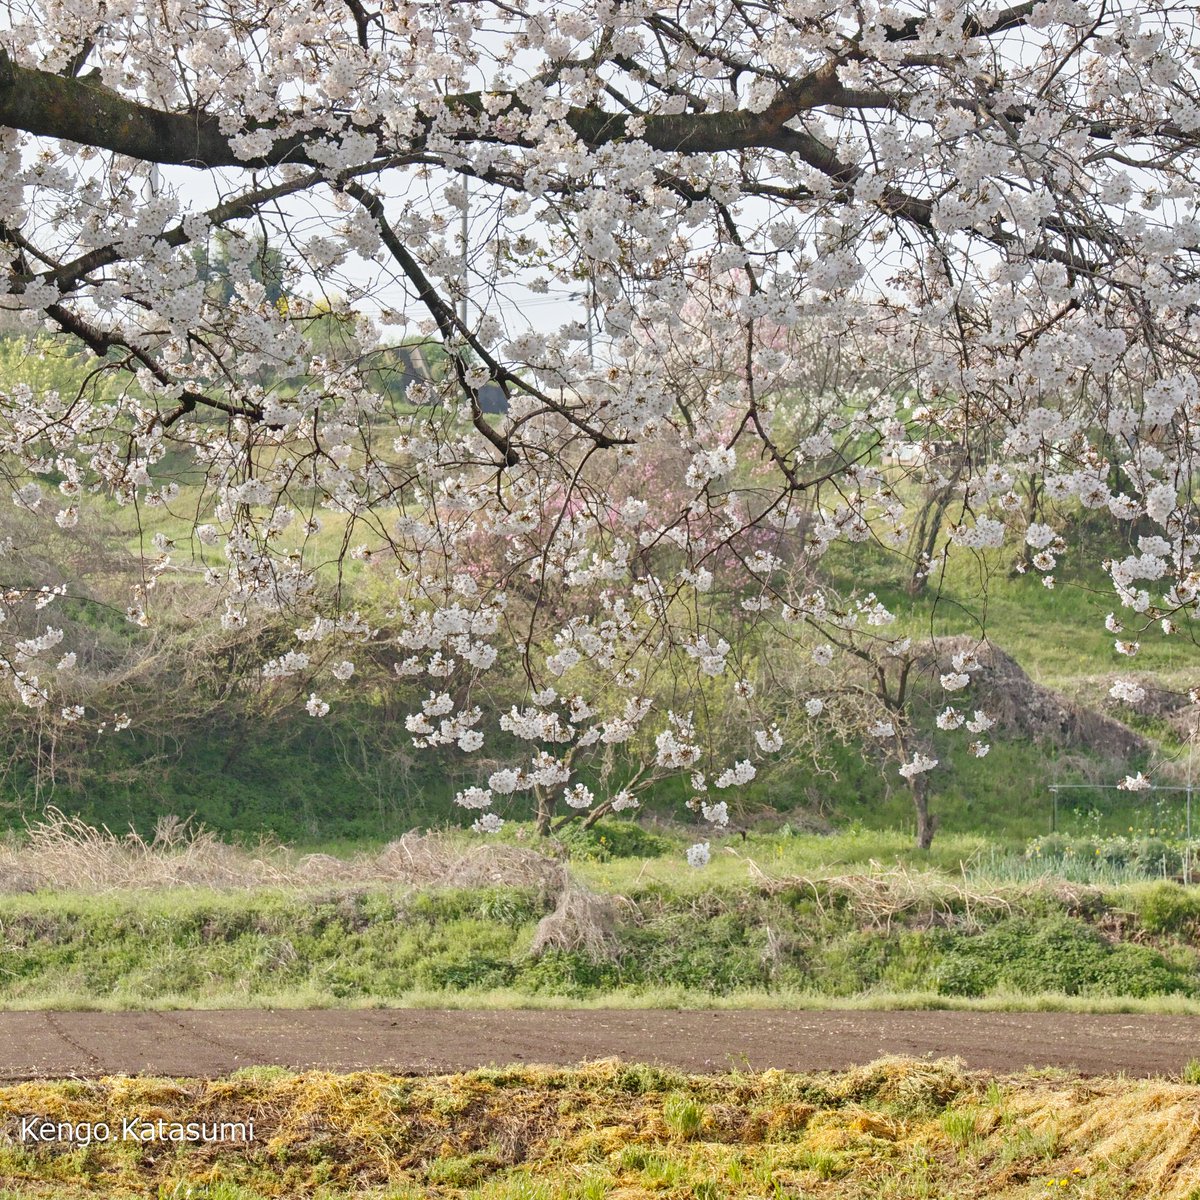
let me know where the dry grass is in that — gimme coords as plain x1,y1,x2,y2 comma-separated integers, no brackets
735,857,1130,940
0,809,564,894
787,864,1018,933
929,635,1148,759
371,830,565,891
0,809,296,892
2,1058,1200,1198
746,860,1076,934
529,877,620,961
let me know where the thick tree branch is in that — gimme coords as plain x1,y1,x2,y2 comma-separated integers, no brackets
0,47,337,169
44,301,262,426
0,28,1045,173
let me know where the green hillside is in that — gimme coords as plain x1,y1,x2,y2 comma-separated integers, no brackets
0,337,1192,849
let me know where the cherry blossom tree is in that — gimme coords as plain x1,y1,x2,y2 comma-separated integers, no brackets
0,0,1198,851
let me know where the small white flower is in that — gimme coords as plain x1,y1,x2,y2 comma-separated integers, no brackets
610,789,639,812
305,693,330,717
714,760,756,788
951,650,981,673
936,706,964,730
331,659,355,681
1025,522,1056,549
60,705,84,722
811,644,834,667
473,813,504,833
898,753,938,779
965,710,994,734
488,769,522,794
454,786,493,810
940,672,970,692
686,841,711,868
1109,679,1146,705
619,497,649,525
805,698,824,717
563,783,594,809
13,482,42,511
969,741,990,758
754,726,784,752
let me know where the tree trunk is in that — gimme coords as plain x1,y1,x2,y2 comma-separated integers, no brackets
911,776,936,850
534,787,553,837
906,486,951,597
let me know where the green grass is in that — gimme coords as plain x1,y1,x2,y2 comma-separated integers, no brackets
0,713,470,844
568,828,1003,889
662,1092,706,1138
0,496,1183,851
0,719,1165,847
0,465,1185,848
823,530,1194,689
1,868,1198,1011
564,823,1196,890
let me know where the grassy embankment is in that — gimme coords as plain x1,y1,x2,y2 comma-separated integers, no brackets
3,533,1189,847
3,1058,1200,1198
3,823,1200,1012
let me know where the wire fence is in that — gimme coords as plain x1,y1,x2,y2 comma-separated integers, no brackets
1047,784,1198,879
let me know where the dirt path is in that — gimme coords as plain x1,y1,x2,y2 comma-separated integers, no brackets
0,1010,1196,1080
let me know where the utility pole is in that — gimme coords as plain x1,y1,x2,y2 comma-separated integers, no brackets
459,174,469,329
585,279,594,363
568,285,595,364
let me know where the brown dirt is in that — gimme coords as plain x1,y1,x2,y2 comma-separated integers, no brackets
0,1009,1196,1081
929,636,1148,758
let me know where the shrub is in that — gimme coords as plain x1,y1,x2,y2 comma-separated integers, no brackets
517,948,622,995
1135,884,1200,936
1132,839,1182,876
555,821,672,862
933,916,1194,998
